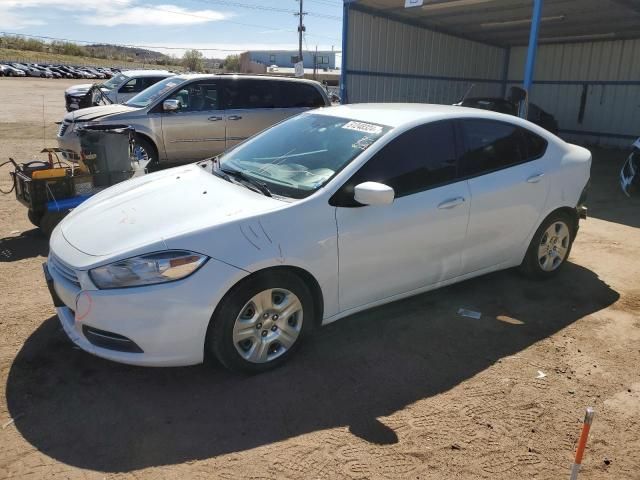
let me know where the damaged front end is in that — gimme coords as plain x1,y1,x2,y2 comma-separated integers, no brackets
620,137,640,197
66,84,113,112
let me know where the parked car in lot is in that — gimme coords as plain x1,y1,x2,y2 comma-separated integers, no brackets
620,136,640,196
46,104,591,372
63,69,173,111
457,97,559,135
0,64,26,76
11,63,43,77
57,74,330,165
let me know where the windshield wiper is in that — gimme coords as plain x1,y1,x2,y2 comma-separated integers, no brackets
220,167,272,197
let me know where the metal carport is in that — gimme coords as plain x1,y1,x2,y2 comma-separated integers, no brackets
340,0,640,146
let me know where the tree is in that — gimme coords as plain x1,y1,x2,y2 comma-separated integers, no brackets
224,54,240,72
182,49,204,72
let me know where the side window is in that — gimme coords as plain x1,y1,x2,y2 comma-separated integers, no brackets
280,84,326,108
224,80,278,109
142,77,164,89
521,128,548,160
459,119,527,177
335,121,458,204
165,82,218,112
119,78,142,94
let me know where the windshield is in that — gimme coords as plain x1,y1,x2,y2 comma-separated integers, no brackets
218,113,391,199
125,76,181,108
102,73,128,90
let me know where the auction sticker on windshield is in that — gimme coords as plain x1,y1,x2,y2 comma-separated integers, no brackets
342,121,384,134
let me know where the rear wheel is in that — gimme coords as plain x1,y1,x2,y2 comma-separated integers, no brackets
520,211,575,278
207,270,315,373
27,209,43,227
40,211,69,237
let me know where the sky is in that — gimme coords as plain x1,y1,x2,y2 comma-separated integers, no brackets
0,0,343,59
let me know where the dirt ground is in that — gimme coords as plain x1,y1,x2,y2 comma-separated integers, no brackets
0,77,639,479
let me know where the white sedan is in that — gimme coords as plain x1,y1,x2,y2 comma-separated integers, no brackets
45,104,591,372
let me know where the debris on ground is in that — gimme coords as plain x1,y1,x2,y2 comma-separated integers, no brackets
457,308,481,319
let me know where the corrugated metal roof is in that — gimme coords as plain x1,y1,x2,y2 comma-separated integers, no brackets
356,0,640,47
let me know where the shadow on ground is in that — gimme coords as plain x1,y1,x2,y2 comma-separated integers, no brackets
6,262,618,472
0,228,47,262
587,147,640,228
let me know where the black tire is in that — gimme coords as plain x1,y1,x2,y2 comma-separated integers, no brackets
207,270,315,373
40,211,69,237
520,211,576,279
133,135,158,170
27,209,43,227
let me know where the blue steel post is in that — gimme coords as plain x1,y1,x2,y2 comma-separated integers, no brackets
501,46,511,98
520,0,543,118
340,0,353,104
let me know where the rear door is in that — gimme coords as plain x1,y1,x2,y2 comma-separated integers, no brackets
223,79,326,149
160,80,226,162
458,119,551,273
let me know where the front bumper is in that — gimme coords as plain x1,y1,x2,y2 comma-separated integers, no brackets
45,247,248,367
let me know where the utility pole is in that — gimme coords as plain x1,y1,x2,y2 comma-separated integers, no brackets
313,45,318,80
294,0,306,64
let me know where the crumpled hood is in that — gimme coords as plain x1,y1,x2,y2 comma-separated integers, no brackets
65,83,94,96
60,164,285,258
63,104,138,122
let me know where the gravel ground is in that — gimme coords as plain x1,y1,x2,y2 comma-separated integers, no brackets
0,77,639,479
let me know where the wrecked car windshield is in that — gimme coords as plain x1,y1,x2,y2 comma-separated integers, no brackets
102,73,128,90
218,113,391,199
125,76,182,108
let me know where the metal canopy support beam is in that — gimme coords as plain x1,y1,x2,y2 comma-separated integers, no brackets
340,0,354,104
520,0,544,118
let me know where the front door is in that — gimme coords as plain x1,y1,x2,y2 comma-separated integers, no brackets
334,121,470,312
458,119,551,273
160,81,226,162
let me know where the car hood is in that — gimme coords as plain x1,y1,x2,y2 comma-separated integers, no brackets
60,164,285,258
65,83,95,96
63,104,138,122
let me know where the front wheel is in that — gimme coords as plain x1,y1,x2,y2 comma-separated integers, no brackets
207,270,315,373
133,135,158,170
520,212,575,278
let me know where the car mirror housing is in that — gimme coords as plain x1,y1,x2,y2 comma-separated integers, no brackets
163,99,180,112
354,182,395,206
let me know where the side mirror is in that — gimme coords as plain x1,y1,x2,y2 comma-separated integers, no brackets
354,182,395,206
163,99,181,112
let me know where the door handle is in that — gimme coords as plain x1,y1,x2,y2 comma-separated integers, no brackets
228,115,242,121
207,116,223,121
438,197,466,209
526,173,545,183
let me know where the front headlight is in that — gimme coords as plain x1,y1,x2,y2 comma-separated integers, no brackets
89,250,208,289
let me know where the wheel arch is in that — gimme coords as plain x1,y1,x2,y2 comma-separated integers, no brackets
518,205,580,265
203,264,325,360
133,132,159,161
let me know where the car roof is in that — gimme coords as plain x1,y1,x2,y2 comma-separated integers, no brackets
120,70,173,77
172,73,323,86
312,103,548,131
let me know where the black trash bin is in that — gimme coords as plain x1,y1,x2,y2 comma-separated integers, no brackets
77,124,134,187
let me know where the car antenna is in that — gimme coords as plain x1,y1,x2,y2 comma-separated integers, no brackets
460,83,475,103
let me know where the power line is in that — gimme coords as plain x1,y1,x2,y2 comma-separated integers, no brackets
189,0,341,20
0,31,342,54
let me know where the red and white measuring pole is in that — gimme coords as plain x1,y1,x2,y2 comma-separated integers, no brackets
570,407,595,480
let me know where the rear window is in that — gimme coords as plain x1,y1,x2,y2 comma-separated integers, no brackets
279,83,326,108
224,79,326,109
